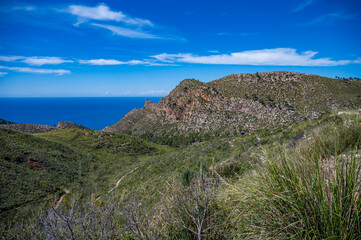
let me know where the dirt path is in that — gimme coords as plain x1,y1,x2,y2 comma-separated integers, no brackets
96,167,139,201
54,188,69,209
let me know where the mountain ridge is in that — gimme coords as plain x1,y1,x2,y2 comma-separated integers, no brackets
102,71,361,142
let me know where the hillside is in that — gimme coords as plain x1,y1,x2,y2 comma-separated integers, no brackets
103,71,361,144
4,112,360,239
0,128,170,223
0,128,96,221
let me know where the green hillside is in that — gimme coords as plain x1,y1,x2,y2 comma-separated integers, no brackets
3,112,360,239
0,128,171,223
0,128,96,221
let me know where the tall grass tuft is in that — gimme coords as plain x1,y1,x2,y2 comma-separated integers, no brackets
255,119,361,239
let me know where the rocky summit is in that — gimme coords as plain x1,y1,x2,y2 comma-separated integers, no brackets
56,121,89,130
103,71,361,138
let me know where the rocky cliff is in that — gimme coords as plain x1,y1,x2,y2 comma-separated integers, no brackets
103,71,361,138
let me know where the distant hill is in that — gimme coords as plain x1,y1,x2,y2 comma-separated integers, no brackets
0,120,89,133
56,120,89,130
103,71,361,143
0,119,15,124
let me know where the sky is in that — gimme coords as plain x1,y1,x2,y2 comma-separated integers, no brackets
0,0,360,97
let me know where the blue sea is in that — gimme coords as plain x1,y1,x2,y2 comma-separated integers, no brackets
0,97,162,130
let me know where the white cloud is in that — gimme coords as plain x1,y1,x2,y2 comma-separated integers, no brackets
92,23,159,39
0,55,73,66
79,58,177,66
115,90,168,96
79,59,123,65
0,72,8,77
79,59,149,65
67,4,153,27
0,66,70,75
23,57,73,66
118,91,133,96
139,90,168,96
152,48,358,66
0,56,24,62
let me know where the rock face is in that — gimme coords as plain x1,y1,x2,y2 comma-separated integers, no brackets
103,71,361,137
56,121,89,130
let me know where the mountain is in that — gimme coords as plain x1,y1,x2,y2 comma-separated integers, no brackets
103,71,361,142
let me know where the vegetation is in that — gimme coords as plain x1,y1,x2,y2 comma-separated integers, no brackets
1,112,360,239
1,71,361,238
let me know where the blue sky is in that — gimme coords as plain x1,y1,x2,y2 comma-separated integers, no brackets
0,0,360,97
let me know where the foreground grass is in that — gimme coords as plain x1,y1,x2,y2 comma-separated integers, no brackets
229,113,361,239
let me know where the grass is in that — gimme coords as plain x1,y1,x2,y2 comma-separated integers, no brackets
228,112,361,239
1,112,361,239
0,128,97,222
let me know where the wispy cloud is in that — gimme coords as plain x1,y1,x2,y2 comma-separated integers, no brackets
152,48,360,66
0,66,70,75
79,58,175,66
0,72,8,77
138,90,168,96
62,3,183,40
115,89,168,96
0,55,73,66
23,57,73,66
66,3,153,27
13,6,36,11
92,23,160,39
0,56,24,62
307,12,359,25
293,0,314,12
79,59,148,65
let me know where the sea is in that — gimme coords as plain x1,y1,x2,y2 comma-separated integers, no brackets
0,97,162,130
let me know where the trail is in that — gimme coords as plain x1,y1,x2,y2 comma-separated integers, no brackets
54,188,69,210
337,110,361,115
96,167,139,201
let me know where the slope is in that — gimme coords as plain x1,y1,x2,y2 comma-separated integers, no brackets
103,71,361,145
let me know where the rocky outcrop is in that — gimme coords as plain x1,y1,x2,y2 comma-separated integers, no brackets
0,123,55,133
103,71,361,137
56,121,89,130
0,120,89,133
